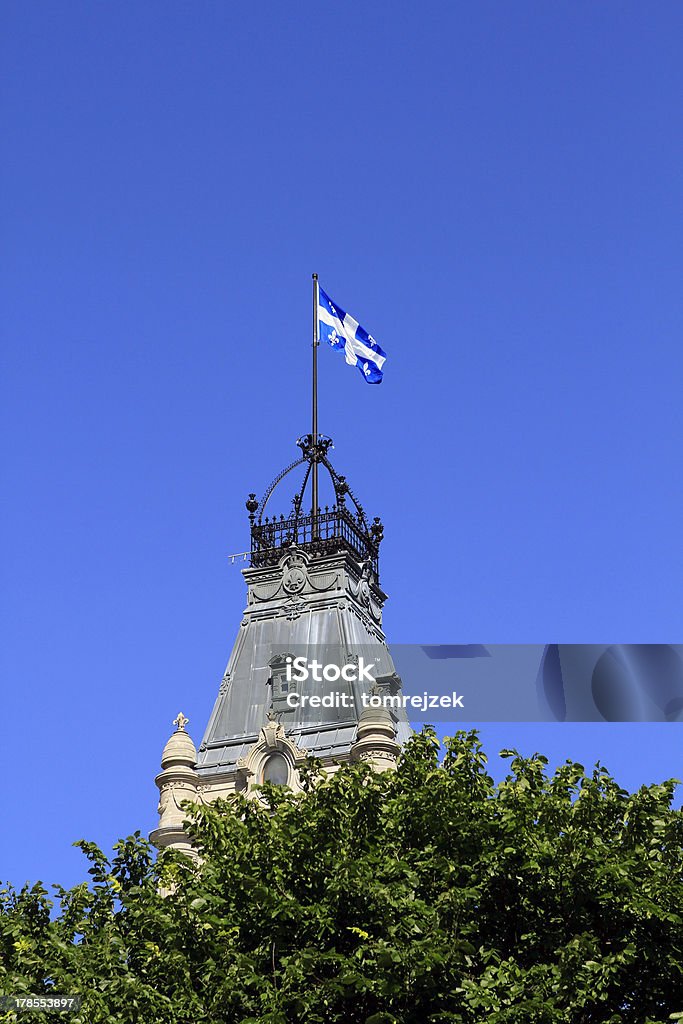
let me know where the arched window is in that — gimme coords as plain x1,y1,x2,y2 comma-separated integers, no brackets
261,752,289,786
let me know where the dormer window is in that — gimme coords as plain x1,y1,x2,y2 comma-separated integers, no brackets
268,653,295,712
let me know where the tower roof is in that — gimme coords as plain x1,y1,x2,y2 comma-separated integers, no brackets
194,437,410,779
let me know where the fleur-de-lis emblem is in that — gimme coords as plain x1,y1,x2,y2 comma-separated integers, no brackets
362,362,371,376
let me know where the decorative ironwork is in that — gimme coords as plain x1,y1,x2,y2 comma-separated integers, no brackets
297,433,334,460
246,494,259,525
247,436,383,578
251,505,380,575
254,458,306,520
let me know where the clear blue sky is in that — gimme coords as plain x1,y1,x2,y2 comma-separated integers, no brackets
2,2,682,890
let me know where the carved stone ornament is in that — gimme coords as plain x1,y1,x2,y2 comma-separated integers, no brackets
309,570,339,592
263,718,286,749
348,563,382,623
282,550,308,594
251,581,281,603
356,748,397,763
283,565,306,594
250,549,314,604
284,595,305,620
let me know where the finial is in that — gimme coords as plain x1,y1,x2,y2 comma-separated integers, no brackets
173,712,189,732
336,475,348,504
371,516,384,545
246,493,259,524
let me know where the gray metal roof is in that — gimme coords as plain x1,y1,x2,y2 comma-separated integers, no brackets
195,546,410,776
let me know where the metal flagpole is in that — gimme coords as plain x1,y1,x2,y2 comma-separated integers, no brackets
311,273,319,534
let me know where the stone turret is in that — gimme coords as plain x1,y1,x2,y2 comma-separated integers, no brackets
150,713,199,856
350,701,401,771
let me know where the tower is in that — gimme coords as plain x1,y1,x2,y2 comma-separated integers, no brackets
151,433,410,850
151,271,405,848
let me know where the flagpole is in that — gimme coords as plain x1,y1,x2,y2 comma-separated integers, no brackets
312,273,319,534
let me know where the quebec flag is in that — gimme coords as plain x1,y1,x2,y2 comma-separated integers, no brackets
318,285,386,383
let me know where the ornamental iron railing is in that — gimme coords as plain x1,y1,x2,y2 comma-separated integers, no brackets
250,505,379,575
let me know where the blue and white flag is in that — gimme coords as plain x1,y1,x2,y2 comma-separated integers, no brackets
317,285,386,383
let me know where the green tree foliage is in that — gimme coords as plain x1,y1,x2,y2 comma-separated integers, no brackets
2,729,683,1023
